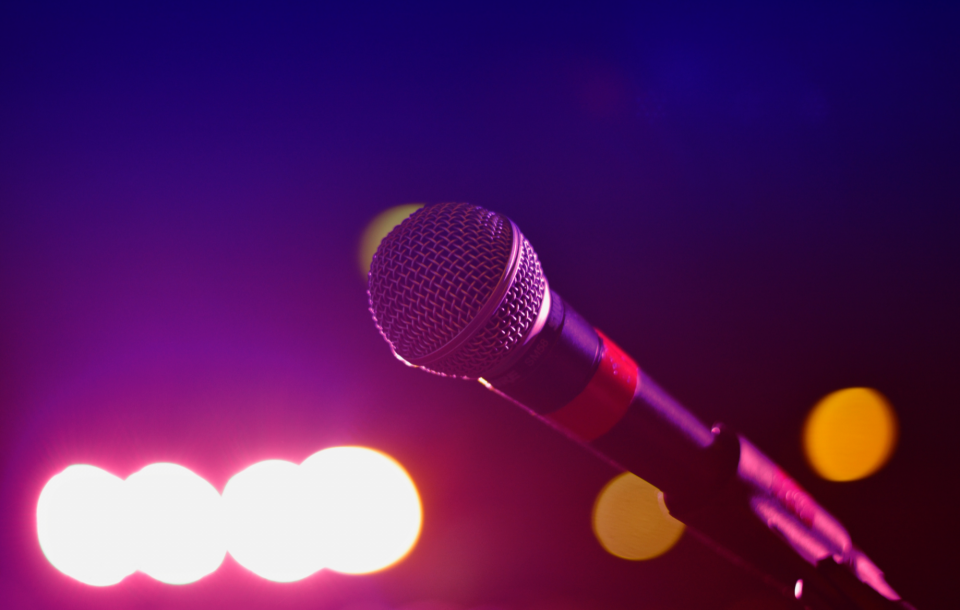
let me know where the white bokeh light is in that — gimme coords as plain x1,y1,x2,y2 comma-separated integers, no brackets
125,463,226,584
302,446,422,574
36,465,135,586
222,460,325,582
38,448,422,585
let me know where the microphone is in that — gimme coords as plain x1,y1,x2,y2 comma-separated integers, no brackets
367,202,909,609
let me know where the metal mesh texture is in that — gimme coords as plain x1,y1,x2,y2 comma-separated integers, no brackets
368,202,546,379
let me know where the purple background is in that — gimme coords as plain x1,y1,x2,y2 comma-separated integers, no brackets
1,3,957,609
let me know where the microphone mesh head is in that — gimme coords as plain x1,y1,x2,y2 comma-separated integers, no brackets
368,202,547,379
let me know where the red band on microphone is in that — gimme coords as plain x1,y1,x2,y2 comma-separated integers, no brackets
546,330,639,442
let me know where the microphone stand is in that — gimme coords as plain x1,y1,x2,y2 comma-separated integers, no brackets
484,359,913,610
665,426,915,610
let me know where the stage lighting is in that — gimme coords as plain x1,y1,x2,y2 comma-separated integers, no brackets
36,465,135,586
358,204,424,277
301,446,422,574
126,463,226,584
803,387,898,481
38,447,423,585
592,472,684,561
222,460,325,582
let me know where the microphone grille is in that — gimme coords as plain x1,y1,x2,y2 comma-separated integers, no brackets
368,202,546,379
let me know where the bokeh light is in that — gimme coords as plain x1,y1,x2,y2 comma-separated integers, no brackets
803,387,899,482
36,465,135,586
222,460,325,582
38,447,422,585
301,446,422,574
126,463,226,584
358,203,425,277
592,472,684,561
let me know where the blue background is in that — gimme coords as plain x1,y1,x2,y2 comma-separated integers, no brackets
1,3,957,609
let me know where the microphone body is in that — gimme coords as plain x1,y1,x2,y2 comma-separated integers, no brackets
482,288,735,513
367,203,908,609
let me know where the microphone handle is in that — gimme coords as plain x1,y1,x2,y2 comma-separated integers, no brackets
480,290,906,609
